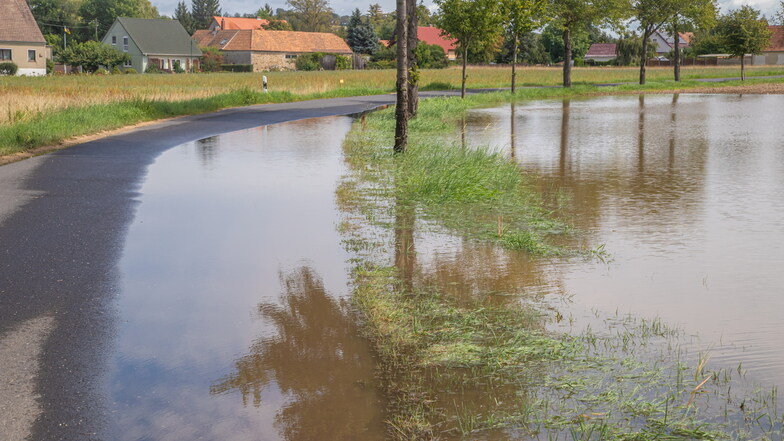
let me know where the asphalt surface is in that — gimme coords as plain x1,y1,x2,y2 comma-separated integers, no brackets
0,94,414,440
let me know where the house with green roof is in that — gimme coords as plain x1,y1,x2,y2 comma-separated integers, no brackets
101,17,202,73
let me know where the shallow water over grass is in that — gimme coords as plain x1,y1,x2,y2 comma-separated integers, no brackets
461,94,784,388
106,118,386,440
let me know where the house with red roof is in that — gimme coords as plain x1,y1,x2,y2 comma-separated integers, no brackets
379,26,458,60
417,26,457,60
208,16,285,31
0,0,52,75
193,29,352,71
585,43,617,62
753,26,784,65
649,30,693,56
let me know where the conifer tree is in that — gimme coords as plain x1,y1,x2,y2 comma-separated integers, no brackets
192,0,221,30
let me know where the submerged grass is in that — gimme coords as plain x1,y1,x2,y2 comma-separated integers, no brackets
337,94,784,440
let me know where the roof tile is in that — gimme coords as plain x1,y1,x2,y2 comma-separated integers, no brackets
0,0,45,43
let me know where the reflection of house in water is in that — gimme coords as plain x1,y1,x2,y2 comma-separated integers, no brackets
210,267,384,441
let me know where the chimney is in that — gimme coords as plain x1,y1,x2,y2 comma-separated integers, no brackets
221,18,225,30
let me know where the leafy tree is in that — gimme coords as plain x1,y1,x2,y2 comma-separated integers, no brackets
367,3,385,28
263,20,293,30
773,1,784,26
415,42,449,68
667,0,717,81
632,0,680,84
28,0,82,37
346,9,378,54
435,0,504,97
286,0,334,32
200,45,223,71
615,31,656,65
549,0,629,86
175,1,196,34
192,0,221,30
59,41,131,72
80,0,159,36
686,30,727,55
541,22,590,62
257,3,274,19
715,6,772,80
503,0,548,92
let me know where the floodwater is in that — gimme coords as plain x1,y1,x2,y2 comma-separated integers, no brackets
106,118,386,440
456,94,784,386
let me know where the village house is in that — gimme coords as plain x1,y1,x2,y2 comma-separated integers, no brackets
753,25,784,65
101,17,202,73
649,30,693,57
379,26,458,61
585,43,617,63
0,0,52,75
208,16,279,31
192,29,352,71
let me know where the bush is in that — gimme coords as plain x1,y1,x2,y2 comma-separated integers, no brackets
173,60,185,73
295,53,322,71
94,68,109,75
124,67,138,74
220,64,253,72
201,46,223,72
58,41,130,73
367,60,395,69
574,57,585,67
144,64,161,74
46,59,54,75
0,62,18,75
112,66,122,74
336,55,351,70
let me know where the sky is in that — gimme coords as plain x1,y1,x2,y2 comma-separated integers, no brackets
155,0,780,25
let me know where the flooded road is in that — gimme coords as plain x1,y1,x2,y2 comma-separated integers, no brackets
107,118,385,440
458,94,784,386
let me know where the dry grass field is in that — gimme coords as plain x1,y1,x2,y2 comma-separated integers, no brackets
2,65,783,126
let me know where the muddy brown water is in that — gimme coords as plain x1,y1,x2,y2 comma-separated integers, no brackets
456,94,784,387
107,117,386,440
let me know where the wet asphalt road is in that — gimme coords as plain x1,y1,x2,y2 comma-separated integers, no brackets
0,94,414,440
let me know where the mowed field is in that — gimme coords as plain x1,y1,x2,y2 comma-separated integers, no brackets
2,65,783,126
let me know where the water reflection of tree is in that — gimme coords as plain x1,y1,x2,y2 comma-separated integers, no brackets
196,137,219,168
210,267,383,441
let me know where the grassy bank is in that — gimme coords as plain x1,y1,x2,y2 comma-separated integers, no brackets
1,68,783,158
337,94,784,440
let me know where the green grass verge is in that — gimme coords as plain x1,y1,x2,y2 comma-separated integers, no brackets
2,75,783,158
338,93,784,440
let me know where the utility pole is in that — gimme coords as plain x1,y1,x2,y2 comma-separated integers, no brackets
94,19,98,41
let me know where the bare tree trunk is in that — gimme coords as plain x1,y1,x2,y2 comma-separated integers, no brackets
406,0,418,116
511,35,518,93
562,27,572,88
673,19,681,81
639,28,650,85
461,45,468,98
394,0,409,153
741,55,745,81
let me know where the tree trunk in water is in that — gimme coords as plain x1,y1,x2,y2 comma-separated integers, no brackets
562,27,572,88
511,36,518,94
406,0,418,116
394,0,409,153
639,29,650,85
461,45,468,98
741,55,745,81
673,20,681,81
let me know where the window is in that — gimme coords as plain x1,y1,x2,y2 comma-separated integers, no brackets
285,54,297,59
28,50,36,62
111,36,117,45
123,36,129,52
0,49,11,60
124,58,132,67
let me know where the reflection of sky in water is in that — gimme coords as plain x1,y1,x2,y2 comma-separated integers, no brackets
108,118,384,440
460,94,784,385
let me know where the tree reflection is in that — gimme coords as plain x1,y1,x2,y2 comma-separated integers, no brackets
196,137,219,168
210,267,384,441
510,101,517,159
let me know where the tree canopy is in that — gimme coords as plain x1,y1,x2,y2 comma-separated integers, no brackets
285,0,334,32
346,8,378,54
715,5,772,80
191,0,221,30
